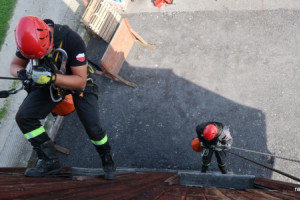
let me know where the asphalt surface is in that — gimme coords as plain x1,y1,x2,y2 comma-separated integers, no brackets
56,1,300,183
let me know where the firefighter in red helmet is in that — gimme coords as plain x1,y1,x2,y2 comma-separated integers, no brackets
195,122,233,174
10,16,116,179
14,16,53,59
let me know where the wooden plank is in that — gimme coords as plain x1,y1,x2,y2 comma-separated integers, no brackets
101,18,135,74
54,144,70,155
186,187,207,200
262,190,300,200
87,1,103,32
96,65,137,88
82,0,89,7
89,0,102,23
122,20,156,50
103,12,117,42
82,1,122,43
164,174,179,185
203,188,231,200
161,186,189,199
254,177,300,191
248,189,283,200
99,2,121,43
50,116,64,141
100,8,114,41
217,188,250,200
103,13,121,43
92,3,107,35
280,191,300,199
0,168,26,174
81,0,102,26
234,189,267,200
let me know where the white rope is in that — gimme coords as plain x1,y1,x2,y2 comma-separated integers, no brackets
230,146,300,163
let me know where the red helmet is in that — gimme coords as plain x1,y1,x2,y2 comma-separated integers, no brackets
203,124,218,140
14,16,52,59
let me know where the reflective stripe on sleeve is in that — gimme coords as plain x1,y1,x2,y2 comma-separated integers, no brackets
218,163,226,167
24,126,45,140
91,134,108,146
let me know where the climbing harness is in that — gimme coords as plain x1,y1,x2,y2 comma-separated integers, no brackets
48,48,68,102
0,85,24,98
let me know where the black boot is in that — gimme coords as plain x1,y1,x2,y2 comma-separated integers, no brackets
201,165,208,173
25,140,61,177
95,143,116,180
218,166,227,174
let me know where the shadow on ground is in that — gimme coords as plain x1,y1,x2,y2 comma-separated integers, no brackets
56,37,272,179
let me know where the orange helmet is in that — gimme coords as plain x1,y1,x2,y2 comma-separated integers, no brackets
52,94,75,116
15,16,52,59
203,124,218,140
191,138,202,152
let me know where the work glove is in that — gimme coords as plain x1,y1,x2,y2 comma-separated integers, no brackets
32,70,56,85
17,69,34,92
214,146,223,151
17,69,29,81
217,141,231,150
220,145,231,151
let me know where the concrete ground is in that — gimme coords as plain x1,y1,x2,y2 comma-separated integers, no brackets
0,0,299,184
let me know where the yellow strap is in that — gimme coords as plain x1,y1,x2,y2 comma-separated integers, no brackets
55,41,63,62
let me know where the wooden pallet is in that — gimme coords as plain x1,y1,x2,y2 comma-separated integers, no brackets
81,0,122,43
98,18,137,88
81,1,155,88
81,0,102,26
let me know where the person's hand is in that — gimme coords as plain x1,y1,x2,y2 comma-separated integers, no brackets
17,69,34,92
224,145,231,150
215,146,222,151
220,145,231,150
17,69,29,81
32,70,56,85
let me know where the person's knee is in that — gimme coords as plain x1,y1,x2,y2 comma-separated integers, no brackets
15,110,27,127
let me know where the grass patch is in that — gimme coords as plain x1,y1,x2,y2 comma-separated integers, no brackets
0,0,17,51
10,80,19,89
0,0,18,124
0,81,20,125
0,100,9,124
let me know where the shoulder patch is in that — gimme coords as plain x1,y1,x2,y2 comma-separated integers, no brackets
76,53,86,62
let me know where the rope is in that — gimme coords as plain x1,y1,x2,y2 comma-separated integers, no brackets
226,150,300,182
0,76,28,81
230,146,300,163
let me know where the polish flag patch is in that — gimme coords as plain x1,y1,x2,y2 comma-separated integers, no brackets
76,53,86,62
